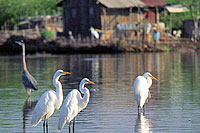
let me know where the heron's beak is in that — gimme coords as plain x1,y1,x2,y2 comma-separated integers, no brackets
63,71,71,75
151,75,158,81
88,80,95,84
15,41,23,46
15,41,20,44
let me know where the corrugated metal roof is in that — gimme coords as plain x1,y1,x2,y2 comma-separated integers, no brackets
141,0,166,7
166,5,189,13
97,0,145,8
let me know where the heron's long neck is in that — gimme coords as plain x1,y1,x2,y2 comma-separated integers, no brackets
79,82,90,108
53,75,63,109
22,45,27,70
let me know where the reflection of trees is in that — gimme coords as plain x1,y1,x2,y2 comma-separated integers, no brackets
1,52,199,91
0,56,22,88
135,113,152,133
92,52,200,108
22,98,37,133
1,52,199,97
169,52,200,106
98,53,162,87
91,53,165,109
1,52,200,132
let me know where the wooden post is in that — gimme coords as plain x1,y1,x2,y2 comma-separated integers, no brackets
169,13,172,34
102,8,107,40
137,8,139,46
4,22,8,38
129,8,131,29
190,4,199,42
129,8,132,24
156,7,159,24
156,7,160,46
196,3,199,41
137,7,142,47
129,8,132,43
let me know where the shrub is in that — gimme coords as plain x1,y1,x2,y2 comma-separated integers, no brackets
41,29,54,39
162,45,170,52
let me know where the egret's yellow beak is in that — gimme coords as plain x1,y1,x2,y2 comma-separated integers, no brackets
88,80,95,84
151,75,158,81
63,71,71,75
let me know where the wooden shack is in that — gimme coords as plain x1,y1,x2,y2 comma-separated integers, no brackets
57,0,145,39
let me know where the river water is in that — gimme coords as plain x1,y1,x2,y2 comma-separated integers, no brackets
0,52,200,133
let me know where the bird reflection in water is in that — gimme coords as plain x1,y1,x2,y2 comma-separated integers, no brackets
22,97,37,133
135,113,152,133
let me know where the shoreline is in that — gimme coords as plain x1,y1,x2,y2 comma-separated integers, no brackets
0,35,199,55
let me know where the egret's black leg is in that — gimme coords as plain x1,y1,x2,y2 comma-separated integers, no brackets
73,117,75,133
43,119,46,133
138,105,140,114
143,105,145,114
46,119,48,133
69,121,71,133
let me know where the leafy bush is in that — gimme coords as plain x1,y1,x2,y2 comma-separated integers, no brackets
162,45,170,52
41,29,54,39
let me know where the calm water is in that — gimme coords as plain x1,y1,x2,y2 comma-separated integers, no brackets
0,52,200,133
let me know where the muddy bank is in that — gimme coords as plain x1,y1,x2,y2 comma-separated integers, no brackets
0,35,195,55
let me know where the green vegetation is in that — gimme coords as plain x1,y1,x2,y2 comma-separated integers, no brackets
0,0,199,30
161,0,200,30
41,29,55,39
162,45,170,52
0,0,61,29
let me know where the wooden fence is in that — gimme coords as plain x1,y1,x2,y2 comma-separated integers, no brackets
0,29,40,39
0,27,196,48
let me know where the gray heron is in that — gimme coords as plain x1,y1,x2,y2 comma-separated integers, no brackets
15,40,38,97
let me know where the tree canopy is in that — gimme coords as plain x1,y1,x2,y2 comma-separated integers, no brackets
162,0,200,30
0,0,61,29
0,0,200,30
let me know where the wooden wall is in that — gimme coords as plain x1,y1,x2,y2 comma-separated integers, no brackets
100,8,139,30
61,0,141,38
62,0,101,38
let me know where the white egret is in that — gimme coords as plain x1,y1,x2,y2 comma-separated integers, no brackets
31,70,71,133
58,78,95,132
133,72,157,113
90,27,99,39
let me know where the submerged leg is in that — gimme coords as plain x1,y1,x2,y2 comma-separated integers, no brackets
46,119,48,133
143,105,145,114
43,119,46,133
26,88,31,97
69,121,71,133
148,91,151,99
26,96,31,106
138,105,140,114
73,117,75,133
